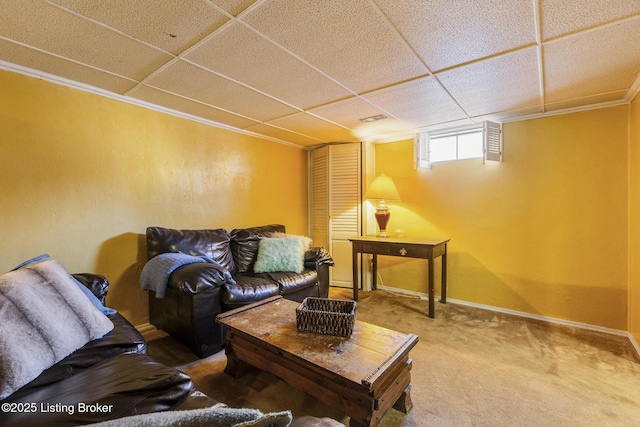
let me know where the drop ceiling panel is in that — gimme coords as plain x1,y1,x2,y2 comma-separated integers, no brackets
50,0,231,55
350,117,411,141
541,0,640,40
309,96,410,139
437,48,541,117
361,76,468,128
0,1,173,80
242,123,324,146
544,19,640,103
241,0,427,93
128,84,260,129
308,97,391,129
185,22,352,110
146,59,298,122
267,112,358,143
375,0,537,71
0,39,137,94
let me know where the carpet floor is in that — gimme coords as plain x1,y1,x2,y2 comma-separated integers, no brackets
146,288,640,426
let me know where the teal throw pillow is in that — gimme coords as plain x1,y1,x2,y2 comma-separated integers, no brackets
253,235,311,273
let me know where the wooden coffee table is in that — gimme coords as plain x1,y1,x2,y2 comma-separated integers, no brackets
216,296,419,427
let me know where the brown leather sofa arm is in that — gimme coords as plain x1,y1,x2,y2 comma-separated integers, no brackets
305,247,334,299
304,246,335,268
72,273,109,304
168,262,236,295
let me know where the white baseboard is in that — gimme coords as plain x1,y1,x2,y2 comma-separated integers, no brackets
377,285,630,338
630,334,640,356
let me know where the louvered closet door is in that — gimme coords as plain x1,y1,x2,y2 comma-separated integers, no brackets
310,147,329,250
310,143,361,288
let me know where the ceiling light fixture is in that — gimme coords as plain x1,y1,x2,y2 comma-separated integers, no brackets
360,114,387,123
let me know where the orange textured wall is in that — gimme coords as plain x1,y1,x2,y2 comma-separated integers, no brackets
0,70,308,326
374,107,629,330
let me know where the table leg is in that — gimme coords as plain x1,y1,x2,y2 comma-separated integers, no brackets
223,340,249,378
428,255,435,318
372,253,377,291
353,244,359,301
441,243,448,304
392,385,413,413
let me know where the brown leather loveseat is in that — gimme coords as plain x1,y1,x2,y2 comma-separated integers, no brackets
142,224,334,358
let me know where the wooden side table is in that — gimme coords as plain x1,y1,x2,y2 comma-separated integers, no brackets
350,236,450,318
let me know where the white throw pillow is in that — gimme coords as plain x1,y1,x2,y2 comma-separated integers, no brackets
0,259,114,399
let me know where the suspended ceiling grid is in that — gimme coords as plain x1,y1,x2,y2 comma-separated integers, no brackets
1,0,639,148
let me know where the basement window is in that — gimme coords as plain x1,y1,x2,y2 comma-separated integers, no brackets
414,121,502,169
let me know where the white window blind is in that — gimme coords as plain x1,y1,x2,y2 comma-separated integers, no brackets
414,132,431,169
483,121,503,162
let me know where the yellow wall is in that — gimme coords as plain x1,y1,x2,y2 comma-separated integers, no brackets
375,106,629,330
0,70,309,326
630,93,640,341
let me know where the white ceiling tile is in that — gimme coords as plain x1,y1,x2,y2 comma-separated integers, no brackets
267,112,359,143
541,0,640,40
375,0,537,71
241,0,427,93
128,84,260,129
242,123,325,147
50,0,230,55
0,38,137,94
350,117,412,141
0,1,173,80
185,22,352,110
361,76,468,128
308,96,411,139
544,19,640,103
146,60,298,122
308,97,389,129
437,48,541,117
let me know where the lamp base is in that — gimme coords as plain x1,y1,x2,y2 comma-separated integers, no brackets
374,205,391,238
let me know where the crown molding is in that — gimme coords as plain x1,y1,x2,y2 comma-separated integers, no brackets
626,73,640,103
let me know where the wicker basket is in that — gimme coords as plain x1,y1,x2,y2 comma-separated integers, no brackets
296,297,356,337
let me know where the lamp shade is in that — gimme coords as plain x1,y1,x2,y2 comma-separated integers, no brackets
364,174,400,201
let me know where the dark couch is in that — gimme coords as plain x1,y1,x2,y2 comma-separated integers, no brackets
0,273,220,427
144,224,334,358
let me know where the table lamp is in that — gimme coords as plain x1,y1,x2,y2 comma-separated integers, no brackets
364,174,401,237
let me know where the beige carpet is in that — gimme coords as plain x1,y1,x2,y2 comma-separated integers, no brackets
147,288,640,426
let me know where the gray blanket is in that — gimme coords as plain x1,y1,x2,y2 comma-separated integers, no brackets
140,253,209,298
86,406,292,427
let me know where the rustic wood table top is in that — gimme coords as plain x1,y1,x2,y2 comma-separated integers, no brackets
217,296,418,391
